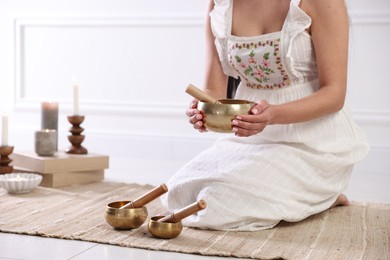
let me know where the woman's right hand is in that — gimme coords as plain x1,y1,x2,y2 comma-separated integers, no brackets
186,99,207,133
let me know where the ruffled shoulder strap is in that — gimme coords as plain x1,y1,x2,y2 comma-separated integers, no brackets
291,0,302,6
209,0,238,78
209,0,232,38
281,0,312,79
285,0,311,30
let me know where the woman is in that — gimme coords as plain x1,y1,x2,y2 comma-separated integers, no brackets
160,0,369,231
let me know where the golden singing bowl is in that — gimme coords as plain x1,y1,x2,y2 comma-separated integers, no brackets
198,99,255,133
105,201,148,230
148,216,183,239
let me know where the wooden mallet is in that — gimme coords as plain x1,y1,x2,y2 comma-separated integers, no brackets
157,199,207,223
120,184,168,209
185,84,221,104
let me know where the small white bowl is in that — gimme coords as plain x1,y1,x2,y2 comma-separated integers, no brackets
0,173,42,194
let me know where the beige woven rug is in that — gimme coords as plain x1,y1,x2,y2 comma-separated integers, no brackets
0,182,389,260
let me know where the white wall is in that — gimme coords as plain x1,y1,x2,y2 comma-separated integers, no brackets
0,0,389,187
345,0,390,183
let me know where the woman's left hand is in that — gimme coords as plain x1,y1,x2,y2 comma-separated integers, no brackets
231,100,273,137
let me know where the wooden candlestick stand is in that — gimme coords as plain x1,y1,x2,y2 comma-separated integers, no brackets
0,146,14,174
66,115,88,154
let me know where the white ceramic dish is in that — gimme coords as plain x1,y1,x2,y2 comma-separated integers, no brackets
0,173,42,194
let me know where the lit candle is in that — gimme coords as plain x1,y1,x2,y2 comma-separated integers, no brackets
73,77,79,115
41,102,58,150
1,114,8,146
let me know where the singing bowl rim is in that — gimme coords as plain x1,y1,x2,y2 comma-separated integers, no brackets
200,99,255,105
148,216,183,239
105,201,148,229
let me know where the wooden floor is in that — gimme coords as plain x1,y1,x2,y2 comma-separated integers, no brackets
1,158,388,260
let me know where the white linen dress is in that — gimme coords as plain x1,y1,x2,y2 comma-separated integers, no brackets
160,0,370,231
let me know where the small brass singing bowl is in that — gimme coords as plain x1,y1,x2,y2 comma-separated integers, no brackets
105,201,148,230
148,216,183,239
198,99,255,133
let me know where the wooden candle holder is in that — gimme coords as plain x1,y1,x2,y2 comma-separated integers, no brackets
0,146,14,174
66,115,88,155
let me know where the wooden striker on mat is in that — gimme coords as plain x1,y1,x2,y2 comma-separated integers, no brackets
158,199,207,223
120,184,168,209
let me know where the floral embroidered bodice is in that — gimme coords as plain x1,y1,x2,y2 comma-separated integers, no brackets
228,33,290,89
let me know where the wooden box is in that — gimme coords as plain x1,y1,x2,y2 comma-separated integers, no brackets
12,151,109,188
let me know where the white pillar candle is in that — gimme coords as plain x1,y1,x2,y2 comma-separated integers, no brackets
73,80,79,115
1,114,8,146
35,129,57,156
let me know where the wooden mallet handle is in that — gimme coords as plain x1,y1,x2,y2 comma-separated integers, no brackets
120,184,168,209
185,84,220,104
157,199,207,223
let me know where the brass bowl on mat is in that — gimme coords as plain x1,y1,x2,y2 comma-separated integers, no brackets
198,99,255,133
105,201,148,229
148,216,183,239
